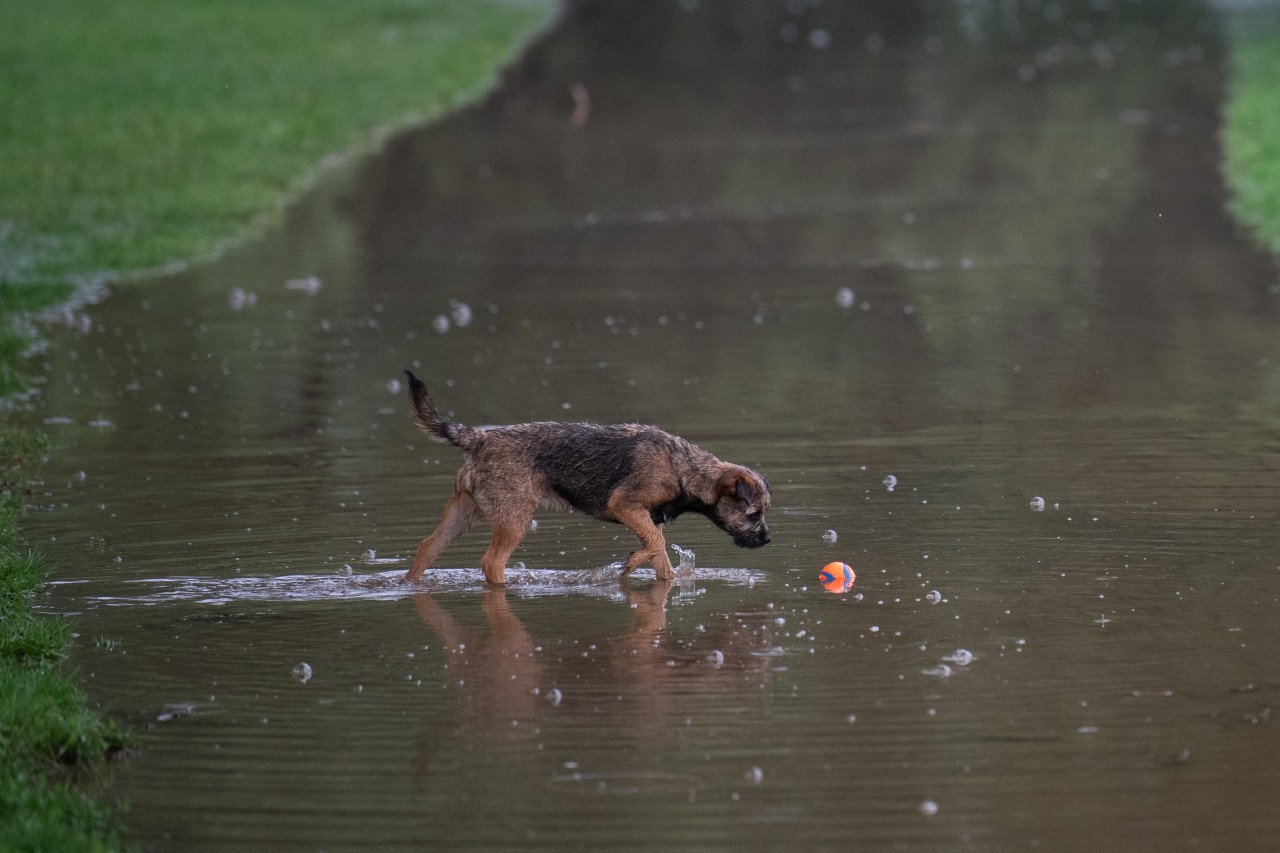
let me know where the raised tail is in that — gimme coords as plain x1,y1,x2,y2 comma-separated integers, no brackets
405,370,474,447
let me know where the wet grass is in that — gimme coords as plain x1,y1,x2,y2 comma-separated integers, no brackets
0,433,133,852
0,1,558,847
1223,10,1280,261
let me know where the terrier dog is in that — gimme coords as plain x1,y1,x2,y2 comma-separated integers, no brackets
402,371,771,585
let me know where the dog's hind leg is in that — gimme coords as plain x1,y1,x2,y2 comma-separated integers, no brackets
479,520,529,586
406,492,479,582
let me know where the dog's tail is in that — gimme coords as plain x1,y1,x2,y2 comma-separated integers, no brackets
405,371,475,448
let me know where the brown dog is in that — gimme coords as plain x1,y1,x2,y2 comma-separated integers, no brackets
403,371,771,584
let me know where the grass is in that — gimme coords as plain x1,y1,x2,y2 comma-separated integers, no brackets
1222,8,1280,262
0,1,558,848
1,0,558,286
0,433,133,852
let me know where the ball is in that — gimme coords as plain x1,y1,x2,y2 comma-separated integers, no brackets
819,561,856,593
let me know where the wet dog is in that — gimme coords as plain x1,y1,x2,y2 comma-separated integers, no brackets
402,371,771,585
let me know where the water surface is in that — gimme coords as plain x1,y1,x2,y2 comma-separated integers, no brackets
27,1,1280,850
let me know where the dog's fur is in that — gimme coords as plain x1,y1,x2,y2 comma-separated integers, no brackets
403,371,771,584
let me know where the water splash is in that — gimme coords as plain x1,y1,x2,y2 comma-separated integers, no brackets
82,563,766,607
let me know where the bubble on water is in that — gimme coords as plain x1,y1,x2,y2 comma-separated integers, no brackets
292,662,312,684
449,300,473,327
1030,496,1046,511
386,378,402,394
808,28,831,49
921,664,952,678
547,688,563,706
883,474,897,491
339,565,354,577
708,650,725,667
925,589,942,604
228,288,257,310
846,713,857,724
511,561,527,571
284,275,322,295
943,648,975,666
822,529,838,543
746,766,764,785
836,287,855,309
919,799,939,816
432,314,450,334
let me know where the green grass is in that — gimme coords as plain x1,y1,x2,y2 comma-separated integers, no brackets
0,440,132,852
0,1,558,848
1223,9,1280,261
0,0,558,286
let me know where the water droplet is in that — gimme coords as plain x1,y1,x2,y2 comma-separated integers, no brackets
822,529,838,542
432,314,450,334
836,287,855,309
547,688,563,706
746,766,764,785
919,799,939,816
1030,496,1046,511
292,662,312,684
883,474,897,491
925,589,942,604
708,650,725,667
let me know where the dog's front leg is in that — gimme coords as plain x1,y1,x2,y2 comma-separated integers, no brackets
612,507,675,581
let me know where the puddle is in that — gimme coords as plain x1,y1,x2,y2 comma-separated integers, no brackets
21,1,1280,850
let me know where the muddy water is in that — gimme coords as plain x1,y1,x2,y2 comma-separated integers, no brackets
25,1,1280,850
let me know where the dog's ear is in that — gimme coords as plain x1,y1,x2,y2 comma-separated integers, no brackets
717,468,756,504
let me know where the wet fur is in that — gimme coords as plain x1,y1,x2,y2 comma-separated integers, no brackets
403,371,772,585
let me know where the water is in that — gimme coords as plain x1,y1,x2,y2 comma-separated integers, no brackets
23,1,1280,849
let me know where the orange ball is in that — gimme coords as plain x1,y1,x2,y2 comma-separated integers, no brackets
819,561,856,593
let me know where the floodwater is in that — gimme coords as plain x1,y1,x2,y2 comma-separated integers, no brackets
25,1,1280,850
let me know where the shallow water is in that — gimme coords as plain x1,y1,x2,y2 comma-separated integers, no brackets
24,1,1280,850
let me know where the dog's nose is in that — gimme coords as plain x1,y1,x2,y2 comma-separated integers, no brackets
761,530,771,545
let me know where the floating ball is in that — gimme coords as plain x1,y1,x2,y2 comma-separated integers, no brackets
819,561,856,593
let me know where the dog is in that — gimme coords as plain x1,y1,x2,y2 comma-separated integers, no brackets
402,371,771,585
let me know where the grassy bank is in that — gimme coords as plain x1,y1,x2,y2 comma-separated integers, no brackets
1,0,558,287
0,0,557,848
0,450,132,850
1222,8,1280,261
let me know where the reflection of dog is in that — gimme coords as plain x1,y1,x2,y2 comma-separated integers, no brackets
402,371,772,585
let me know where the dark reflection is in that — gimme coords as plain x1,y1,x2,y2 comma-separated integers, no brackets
411,580,771,784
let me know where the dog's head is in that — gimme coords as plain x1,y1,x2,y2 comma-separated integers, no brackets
712,467,772,548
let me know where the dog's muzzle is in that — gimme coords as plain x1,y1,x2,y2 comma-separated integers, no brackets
734,527,771,548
